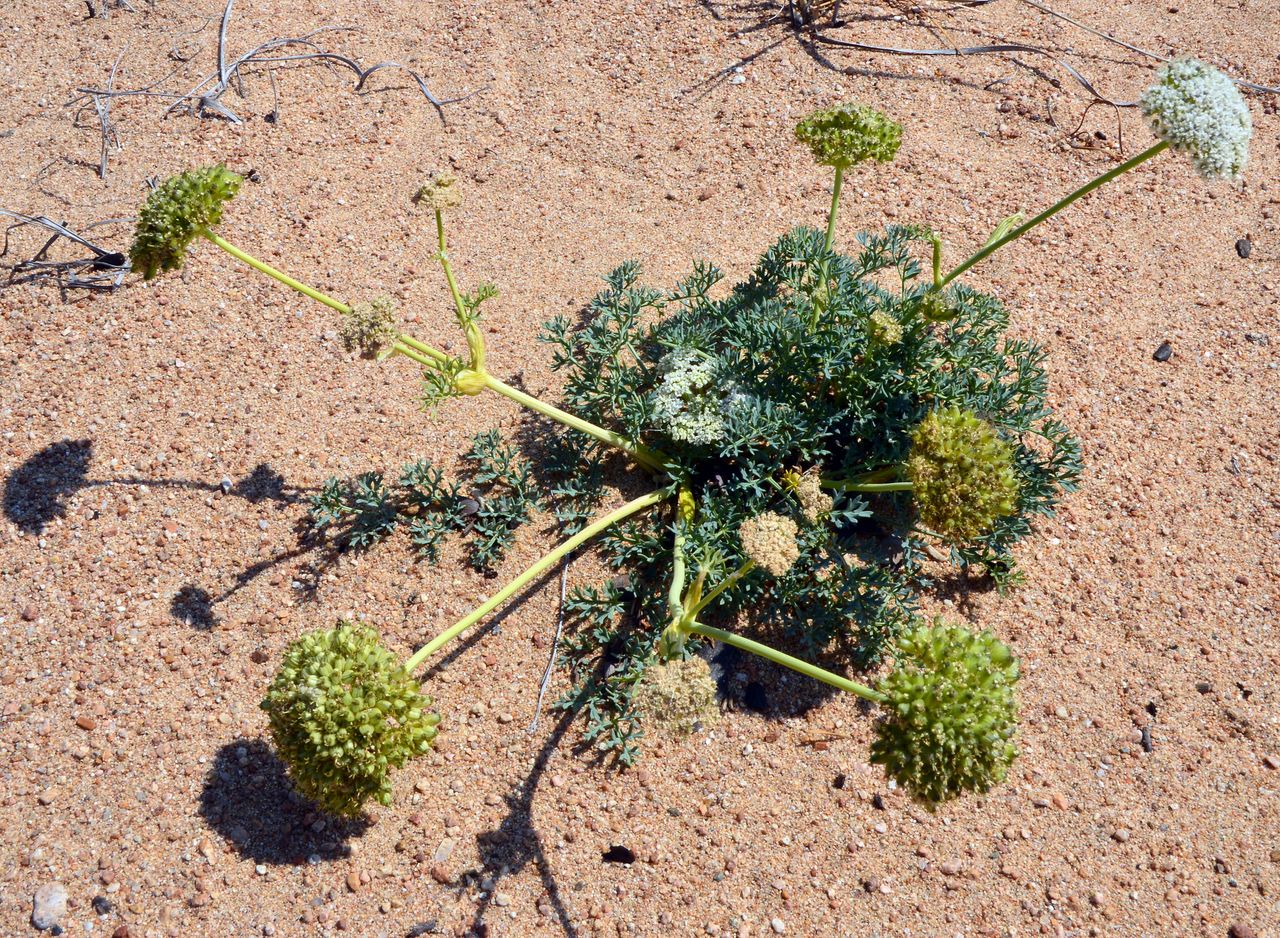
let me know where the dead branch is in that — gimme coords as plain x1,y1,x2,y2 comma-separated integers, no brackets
1,211,130,295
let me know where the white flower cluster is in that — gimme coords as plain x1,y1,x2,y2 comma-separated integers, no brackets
1140,58,1251,180
650,349,749,445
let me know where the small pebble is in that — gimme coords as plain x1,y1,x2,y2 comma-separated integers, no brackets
1235,238,1252,258
32,882,68,931
346,871,362,893
1228,925,1257,938
1112,829,1130,843
1153,341,1173,363
22,604,39,622
770,918,786,934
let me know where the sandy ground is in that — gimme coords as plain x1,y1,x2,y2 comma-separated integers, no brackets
1,0,1278,936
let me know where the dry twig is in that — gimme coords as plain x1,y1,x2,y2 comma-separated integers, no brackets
1,210,130,295
65,0,476,176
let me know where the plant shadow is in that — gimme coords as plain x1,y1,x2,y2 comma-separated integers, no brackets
467,707,582,938
3,439,308,533
2,438,93,534
198,738,370,865
1,437,331,631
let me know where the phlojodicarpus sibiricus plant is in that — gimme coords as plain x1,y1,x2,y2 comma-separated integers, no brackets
130,58,1252,813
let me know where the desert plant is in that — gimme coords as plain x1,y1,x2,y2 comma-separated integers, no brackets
130,57,1251,813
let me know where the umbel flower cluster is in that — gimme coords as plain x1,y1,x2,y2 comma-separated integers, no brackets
1140,57,1252,180
128,57,1250,815
130,164,242,280
261,623,440,817
871,621,1019,803
907,407,1020,545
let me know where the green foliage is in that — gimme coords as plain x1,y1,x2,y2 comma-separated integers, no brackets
462,429,541,573
307,431,541,573
539,221,1078,757
870,621,1019,804
130,165,242,279
261,622,440,817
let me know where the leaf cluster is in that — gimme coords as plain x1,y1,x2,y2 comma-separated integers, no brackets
539,223,1080,757
307,429,543,574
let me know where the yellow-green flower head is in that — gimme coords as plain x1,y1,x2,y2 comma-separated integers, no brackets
130,165,242,280
1140,58,1251,180
794,102,903,169
867,310,904,346
340,295,398,360
870,621,1019,805
261,622,440,817
915,290,957,323
414,173,463,212
634,656,720,735
739,511,800,576
906,407,1019,544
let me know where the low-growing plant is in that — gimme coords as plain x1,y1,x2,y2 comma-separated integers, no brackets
129,58,1252,813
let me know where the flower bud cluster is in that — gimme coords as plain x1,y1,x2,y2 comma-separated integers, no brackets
739,511,800,576
340,295,399,359
130,165,243,280
261,622,440,817
871,621,1019,804
906,407,1019,544
794,102,903,169
634,656,720,735
414,173,463,211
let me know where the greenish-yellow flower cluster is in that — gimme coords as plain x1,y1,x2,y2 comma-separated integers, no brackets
261,622,440,817
340,295,399,359
739,511,800,576
414,173,463,212
794,102,902,168
866,310,904,347
915,290,957,323
129,164,243,280
906,407,1019,544
871,621,1019,805
633,656,720,735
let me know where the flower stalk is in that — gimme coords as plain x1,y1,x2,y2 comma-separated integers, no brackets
940,140,1170,287
404,489,664,673
686,619,888,703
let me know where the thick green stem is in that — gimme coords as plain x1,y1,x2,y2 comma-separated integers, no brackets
404,490,665,673
481,372,669,472
395,333,451,365
202,231,350,314
824,164,845,252
929,232,943,289
389,342,441,369
666,486,695,619
941,140,1170,287
687,620,887,703
824,479,914,493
